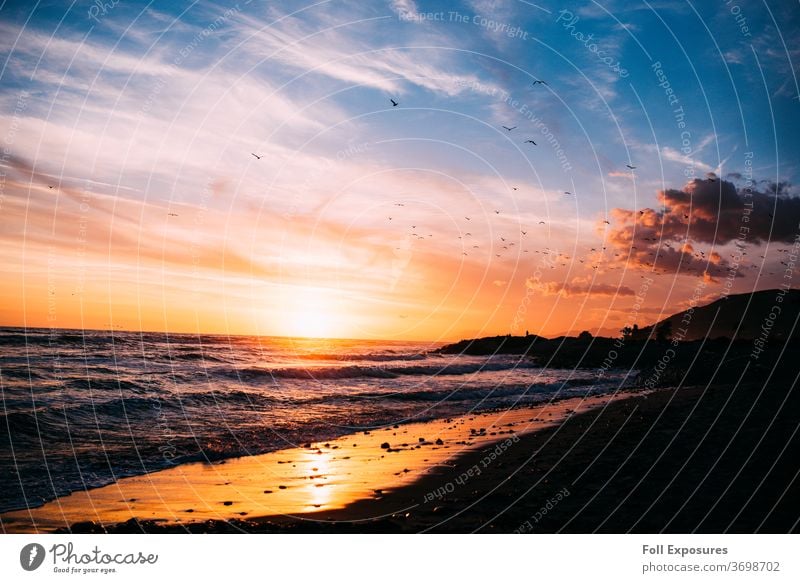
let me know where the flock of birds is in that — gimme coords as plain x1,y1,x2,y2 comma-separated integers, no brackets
235,88,785,283
370,85,645,264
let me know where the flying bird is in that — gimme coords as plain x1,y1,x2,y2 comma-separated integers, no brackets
502,126,517,131
251,153,262,160
390,98,399,107
626,164,636,170
525,140,537,145
168,212,178,217
531,79,547,86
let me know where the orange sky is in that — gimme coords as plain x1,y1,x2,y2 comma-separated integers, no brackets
1,161,767,342
2,4,796,342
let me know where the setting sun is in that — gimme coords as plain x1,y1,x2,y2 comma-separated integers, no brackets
278,289,341,338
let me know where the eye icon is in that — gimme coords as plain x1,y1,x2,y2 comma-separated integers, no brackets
20,543,46,571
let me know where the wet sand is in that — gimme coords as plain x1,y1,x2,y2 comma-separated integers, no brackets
1,391,629,533
274,382,797,534
6,379,797,534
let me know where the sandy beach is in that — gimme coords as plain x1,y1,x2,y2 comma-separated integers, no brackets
4,378,797,534
1,391,627,533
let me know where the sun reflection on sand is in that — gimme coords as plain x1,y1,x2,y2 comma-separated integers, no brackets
302,451,333,509
1,393,636,533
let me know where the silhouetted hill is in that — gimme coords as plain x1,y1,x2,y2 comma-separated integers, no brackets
436,289,799,383
435,333,547,355
634,288,799,342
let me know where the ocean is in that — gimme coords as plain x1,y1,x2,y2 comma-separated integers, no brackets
0,327,628,514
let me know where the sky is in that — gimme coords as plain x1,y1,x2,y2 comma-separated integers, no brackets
0,0,798,341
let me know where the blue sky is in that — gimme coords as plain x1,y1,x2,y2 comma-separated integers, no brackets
1,0,798,338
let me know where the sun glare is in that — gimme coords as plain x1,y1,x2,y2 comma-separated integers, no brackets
279,289,342,338
291,309,334,339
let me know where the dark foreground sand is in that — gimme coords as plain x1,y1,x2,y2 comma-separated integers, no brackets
84,380,799,533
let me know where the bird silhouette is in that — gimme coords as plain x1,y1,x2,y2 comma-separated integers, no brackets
390,98,399,107
525,140,537,145
531,79,547,86
502,126,517,131
251,153,262,160
626,164,636,170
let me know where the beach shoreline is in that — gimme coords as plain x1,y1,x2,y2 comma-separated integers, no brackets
1,389,639,533
64,380,800,533
4,371,798,534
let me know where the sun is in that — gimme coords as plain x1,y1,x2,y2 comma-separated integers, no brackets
276,288,344,339
290,309,334,339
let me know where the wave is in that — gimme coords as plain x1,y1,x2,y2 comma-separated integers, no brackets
295,351,429,362
313,377,607,403
226,359,539,381
169,352,231,363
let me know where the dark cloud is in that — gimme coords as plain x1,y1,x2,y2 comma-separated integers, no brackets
607,177,800,279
